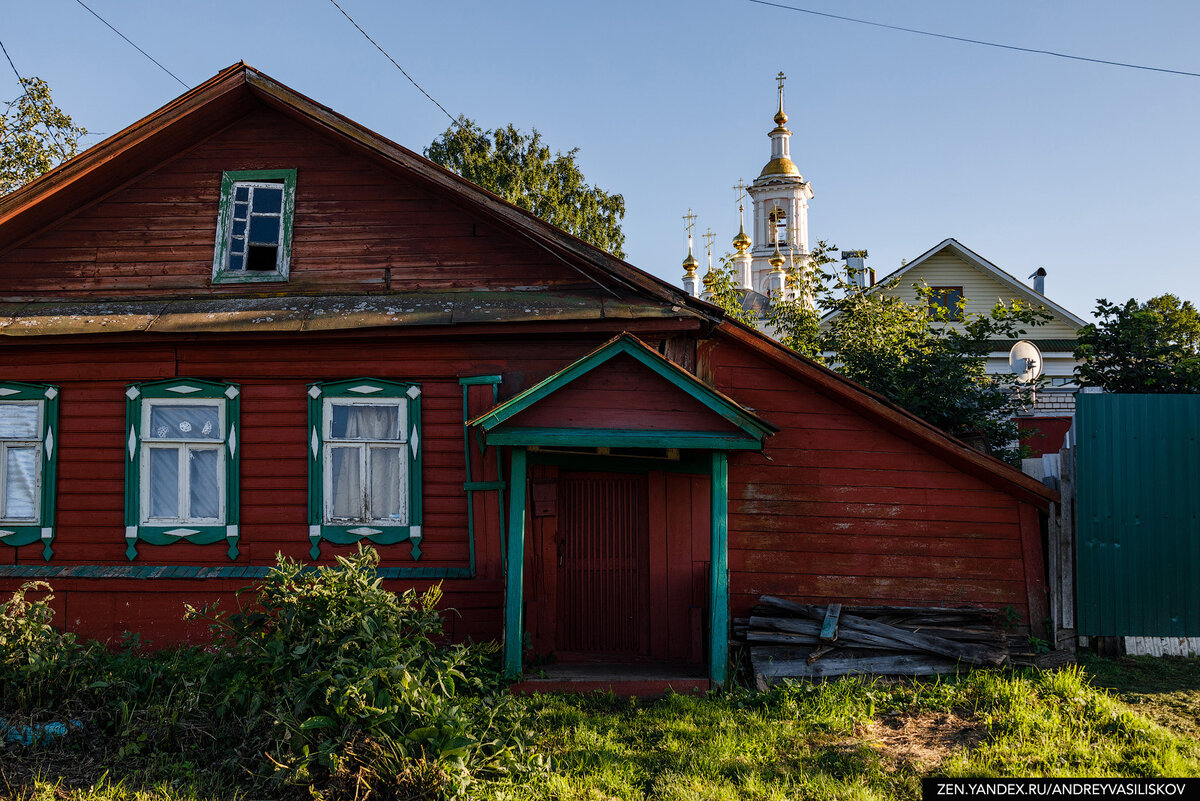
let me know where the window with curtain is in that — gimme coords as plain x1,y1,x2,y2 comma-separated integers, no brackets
0,382,59,561
125,379,240,561
307,379,422,560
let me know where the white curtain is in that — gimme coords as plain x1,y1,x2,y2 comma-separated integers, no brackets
0,405,38,439
3,447,37,519
328,404,405,521
188,449,220,519
149,448,179,518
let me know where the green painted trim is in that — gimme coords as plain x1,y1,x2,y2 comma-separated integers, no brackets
458,375,503,386
0,382,59,560
469,336,777,440
0,564,472,580
211,169,296,285
709,451,729,686
307,378,423,561
124,378,240,561
504,447,527,678
487,427,762,450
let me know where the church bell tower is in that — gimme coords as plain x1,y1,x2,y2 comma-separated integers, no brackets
747,72,813,297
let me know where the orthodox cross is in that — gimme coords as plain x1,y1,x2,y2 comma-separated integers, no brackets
776,71,786,95
732,178,748,210
702,228,716,261
682,209,697,239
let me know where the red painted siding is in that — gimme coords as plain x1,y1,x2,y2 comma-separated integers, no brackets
706,337,1044,628
0,107,593,300
504,352,740,433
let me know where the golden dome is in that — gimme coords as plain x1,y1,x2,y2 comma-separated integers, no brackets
774,109,788,126
769,241,785,269
682,251,699,274
702,268,716,287
759,157,802,179
732,229,751,254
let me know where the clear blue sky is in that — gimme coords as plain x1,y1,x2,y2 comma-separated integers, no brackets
4,0,1199,320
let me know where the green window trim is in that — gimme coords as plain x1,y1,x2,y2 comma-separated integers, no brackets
307,378,423,561
211,169,296,284
125,378,240,561
0,381,59,561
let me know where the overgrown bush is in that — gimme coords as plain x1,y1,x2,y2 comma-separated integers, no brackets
0,548,534,800
191,547,529,795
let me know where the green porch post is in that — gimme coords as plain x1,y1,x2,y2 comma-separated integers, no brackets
709,451,729,686
504,447,528,678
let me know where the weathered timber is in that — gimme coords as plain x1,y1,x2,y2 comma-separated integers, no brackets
752,648,963,680
820,602,841,642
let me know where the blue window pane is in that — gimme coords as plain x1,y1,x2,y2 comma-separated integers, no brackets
227,253,244,271
248,215,280,245
234,186,249,202
252,186,283,214
232,218,246,237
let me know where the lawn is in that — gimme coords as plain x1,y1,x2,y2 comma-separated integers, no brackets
6,659,1199,801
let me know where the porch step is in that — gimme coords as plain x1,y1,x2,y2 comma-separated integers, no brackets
510,663,710,698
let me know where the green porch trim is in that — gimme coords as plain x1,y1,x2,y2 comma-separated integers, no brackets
124,378,240,561
0,381,59,561
307,378,422,561
468,334,777,442
0,564,472,580
709,451,729,686
487,427,763,449
504,447,528,677
211,168,297,284
460,375,505,580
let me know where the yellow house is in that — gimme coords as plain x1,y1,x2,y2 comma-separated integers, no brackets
823,238,1088,424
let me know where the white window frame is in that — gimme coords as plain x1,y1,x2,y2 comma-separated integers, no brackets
140,398,227,526
0,401,43,523
321,397,409,526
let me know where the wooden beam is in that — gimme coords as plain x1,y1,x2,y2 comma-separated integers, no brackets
709,451,729,685
504,448,528,677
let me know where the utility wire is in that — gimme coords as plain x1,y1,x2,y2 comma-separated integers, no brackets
71,0,188,88
0,38,22,85
327,0,457,124
747,0,1200,79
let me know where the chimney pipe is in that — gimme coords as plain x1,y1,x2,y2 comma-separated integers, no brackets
1030,267,1046,295
841,250,870,289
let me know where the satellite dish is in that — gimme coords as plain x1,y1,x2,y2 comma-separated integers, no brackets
1009,340,1043,383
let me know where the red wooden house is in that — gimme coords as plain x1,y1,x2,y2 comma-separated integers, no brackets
0,65,1055,686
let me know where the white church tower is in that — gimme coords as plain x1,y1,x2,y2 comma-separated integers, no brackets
747,72,813,298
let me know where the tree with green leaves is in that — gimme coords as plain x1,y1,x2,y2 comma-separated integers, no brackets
1074,294,1200,393
425,116,626,258
700,248,1050,462
1,77,88,195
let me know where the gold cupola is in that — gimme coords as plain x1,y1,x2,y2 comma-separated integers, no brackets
759,71,802,179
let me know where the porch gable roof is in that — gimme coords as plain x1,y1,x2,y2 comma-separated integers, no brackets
469,334,778,450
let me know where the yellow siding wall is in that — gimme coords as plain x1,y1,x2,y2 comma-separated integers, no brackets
875,251,1080,338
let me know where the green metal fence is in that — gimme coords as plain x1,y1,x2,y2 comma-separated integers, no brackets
1076,393,1200,636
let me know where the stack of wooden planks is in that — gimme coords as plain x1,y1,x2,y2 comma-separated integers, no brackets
740,596,1018,684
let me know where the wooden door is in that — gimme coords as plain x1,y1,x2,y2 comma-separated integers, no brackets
555,472,650,659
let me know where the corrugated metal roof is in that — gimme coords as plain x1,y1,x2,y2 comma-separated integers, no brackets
0,292,687,337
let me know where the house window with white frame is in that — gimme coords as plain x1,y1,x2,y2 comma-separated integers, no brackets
307,379,422,560
0,382,59,561
125,379,240,560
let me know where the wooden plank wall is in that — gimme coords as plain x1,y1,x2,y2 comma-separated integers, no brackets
0,332,624,645
706,338,1040,628
0,107,591,300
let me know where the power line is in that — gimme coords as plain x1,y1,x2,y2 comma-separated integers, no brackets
326,0,457,124
0,38,22,85
71,0,188,88
747,0,1200,79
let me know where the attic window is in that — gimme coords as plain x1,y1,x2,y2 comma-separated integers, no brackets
929,286,965,322
212,169,296,284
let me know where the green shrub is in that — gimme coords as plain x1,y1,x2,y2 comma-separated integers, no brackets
191,546,529,797
0,581,96,711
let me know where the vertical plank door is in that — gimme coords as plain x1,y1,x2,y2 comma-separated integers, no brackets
556,472,650,658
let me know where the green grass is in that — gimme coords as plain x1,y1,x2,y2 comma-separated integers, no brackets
1079,654,1200,742
7,664,1198,800
474,666,1200,801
